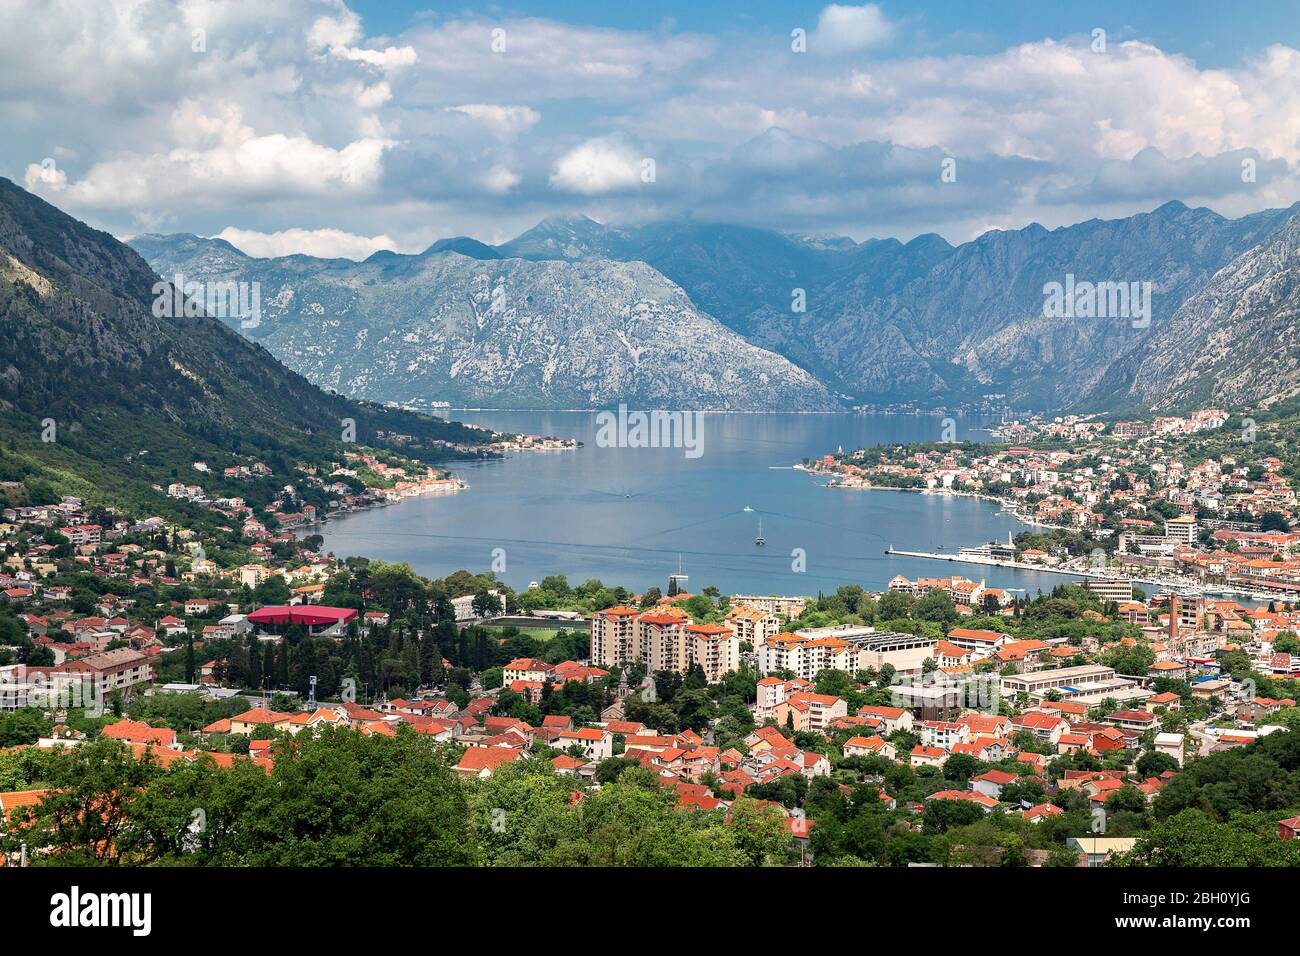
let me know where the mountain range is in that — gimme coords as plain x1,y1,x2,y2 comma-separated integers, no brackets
129,198,1300,414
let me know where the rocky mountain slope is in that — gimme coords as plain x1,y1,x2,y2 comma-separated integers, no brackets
493,204,1298,409
129,236,836,411
1127,208,1300,410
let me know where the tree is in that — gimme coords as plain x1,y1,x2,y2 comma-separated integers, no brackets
727,797,791,866
2,739,158,863
472,590,503,618
914,589,957,626
922,798,985,833
0,708,51,748
1259,511,1292,533
877,590,915,620
1135,750,1178,778
1119,809,1300,867
235,727,476,866
942,753,981,782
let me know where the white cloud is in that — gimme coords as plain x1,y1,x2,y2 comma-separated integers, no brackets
445,104,540,140
550,138,646,194
214,226,404,260
332,44,417,70
397,16,715,102
50,102,393,208
307,6,363,51
482,165,521,194
24,159,67,192
812,4,893,54
307,3,416,70
355,81,393,109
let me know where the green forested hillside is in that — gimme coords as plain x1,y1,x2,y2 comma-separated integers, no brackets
0,178,490,514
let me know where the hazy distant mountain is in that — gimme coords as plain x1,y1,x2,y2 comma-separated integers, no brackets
129,234,835,411
133,201,1300,412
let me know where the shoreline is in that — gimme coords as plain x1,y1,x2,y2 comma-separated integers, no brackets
883,547,1282,603
796,464,1072,533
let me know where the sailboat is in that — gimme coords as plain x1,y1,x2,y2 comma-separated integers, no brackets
755,519,765,547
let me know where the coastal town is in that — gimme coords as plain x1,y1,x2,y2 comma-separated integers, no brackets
808,407,1300,603
4,406,1300,868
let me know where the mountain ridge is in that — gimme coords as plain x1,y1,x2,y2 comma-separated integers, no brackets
131,199,1300,413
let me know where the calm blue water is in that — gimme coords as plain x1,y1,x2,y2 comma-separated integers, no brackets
312,412,1072,598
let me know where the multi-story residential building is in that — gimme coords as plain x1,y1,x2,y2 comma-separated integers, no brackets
729,594,807,618
757,629,935,681
62,524,101,547
886,575,1011,609
590,605,641,668
725,604,781,648
450,590,502,622
843,735,896,759
638,608,691,673
685,623,739,683
0,665,91,711
58,647,154,695
503,658,555,684
945,628,1015,654
556,727,613,761
773,691,846,733
857,705,914,734
590,606,739,680
1164,514,1198,545
920,720,970,749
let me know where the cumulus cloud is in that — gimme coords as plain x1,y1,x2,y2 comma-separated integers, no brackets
550,137,648,194
812,4,893,54
24,159,67,192
331,44,417,69
53,102,393,208
308,3,416,70
214,226,405,260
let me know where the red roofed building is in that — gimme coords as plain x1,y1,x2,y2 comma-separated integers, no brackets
101,719,179,750
246,605,358,636
970,769,1016,801
454,747,521,778
928,789,998,811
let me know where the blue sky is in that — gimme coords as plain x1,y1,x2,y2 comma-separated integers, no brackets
3,0,1299,258
348,0,1300,69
